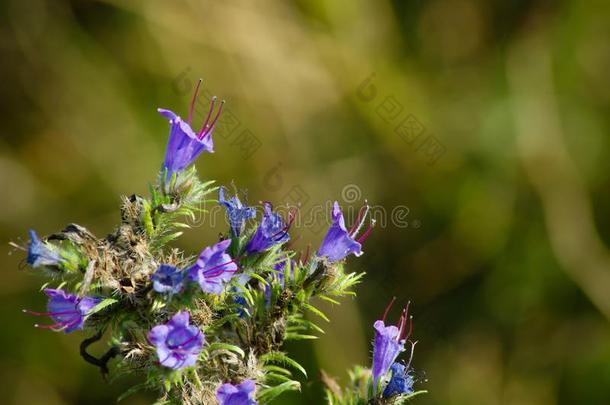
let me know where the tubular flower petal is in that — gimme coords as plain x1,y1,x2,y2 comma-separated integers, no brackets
382,362,415,398
188,239,238,294
24,288,100,333
216,379,258,405
317,201,372,262
148,311,204,370
372,320,405,387
219,187,256,237
27,230,62,268
245,202,291,254
158,80,224,176
372,299,414,389
151,264,185,295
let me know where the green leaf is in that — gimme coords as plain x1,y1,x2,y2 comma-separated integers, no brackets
260,352,307,378
285,333,319,340
392,390,428,403
264,373,293,384
317,295,340,305
88,297,118,316
303,302,330,322
257,380,301,403
206,342,245,358
263,365,292,376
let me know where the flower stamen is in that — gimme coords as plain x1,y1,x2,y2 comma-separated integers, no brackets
203,258,240,278
22,309,80,317
188,79,203,125
349,202,370,239
207,100,225,134
199,96,217,139
356,219,376,244
271,207,297,241
382,296,397,322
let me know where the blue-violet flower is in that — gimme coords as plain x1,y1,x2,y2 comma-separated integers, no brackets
151,264,185,295
27,230,62,268
158,80,223,176
24,288,100,333
148,311,204,370
219,186,256,237
382,362,415,398
216,379,258,405
317,201,374,262
245,202,292,254
372,299,412,389
188,239,238,294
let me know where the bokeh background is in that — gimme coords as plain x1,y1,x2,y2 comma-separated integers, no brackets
2,0,610,403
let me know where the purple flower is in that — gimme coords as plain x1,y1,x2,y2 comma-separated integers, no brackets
372,299,412,389
245,202,291,254
188,239,238,294
27,230,62,268
158,80,224,176
24,288,100,333
317,201,374,262
219,187,256,237
151,265,185,295
216,379,258,405
382,362,415,398
148,311,204,370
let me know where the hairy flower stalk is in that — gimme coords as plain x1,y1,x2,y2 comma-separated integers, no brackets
17,82,426,404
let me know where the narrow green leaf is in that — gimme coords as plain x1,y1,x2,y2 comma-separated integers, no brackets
257,380,301,403
260,352,308,378
88,297,118,316
303,303,330,322
206,342,245,358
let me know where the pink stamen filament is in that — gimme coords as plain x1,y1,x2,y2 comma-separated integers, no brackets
382,297,397,322
349,202,369,238
188,79,203,125
397,307,407,339
348,205,368,235
23,309,80,317
202,258,240,278
356,220,376,244
206,100,225,134
198,97,217,139
303,244,311,264
398,302,413,341
35,317,80,331
270,208,297,241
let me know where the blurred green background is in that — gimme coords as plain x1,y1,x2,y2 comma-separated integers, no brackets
2,0,610,404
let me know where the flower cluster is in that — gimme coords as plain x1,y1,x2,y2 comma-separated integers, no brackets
18,80,424,404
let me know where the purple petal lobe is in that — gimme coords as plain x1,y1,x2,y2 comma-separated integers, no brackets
317,202,363,262
148,311,204,370
216,379,258,405
372,320,405,388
